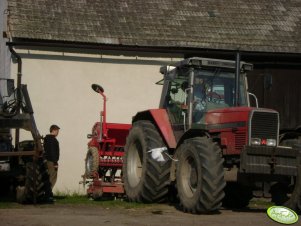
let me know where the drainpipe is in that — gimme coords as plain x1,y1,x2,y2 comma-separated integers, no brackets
8,46,22,149
234,51,240,106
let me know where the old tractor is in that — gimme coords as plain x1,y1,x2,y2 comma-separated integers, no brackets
122,56,301,213
83,84,131,199
0,48,51,203
84,56,301,213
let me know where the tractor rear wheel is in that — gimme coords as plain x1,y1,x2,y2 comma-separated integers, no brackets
123,120,171,203
176,137,225,213
85,147,99,178
17,158,52,203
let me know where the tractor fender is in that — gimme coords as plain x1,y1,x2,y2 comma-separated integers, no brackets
132,109,177,149
280,130,301,143
169,129,209,182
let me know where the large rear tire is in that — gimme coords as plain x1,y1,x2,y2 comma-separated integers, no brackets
18,158,52,203
176,137,225,213
123,120,171,203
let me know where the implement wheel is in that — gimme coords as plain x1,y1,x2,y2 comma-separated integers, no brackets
176,137,225,213
85,147,99,178
123,120,171,203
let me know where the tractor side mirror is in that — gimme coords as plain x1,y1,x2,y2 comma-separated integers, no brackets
160,65,177,80
91,84,104,94
87,134,93,139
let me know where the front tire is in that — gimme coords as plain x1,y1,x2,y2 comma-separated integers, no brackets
123,120,171,203
176,137,225,213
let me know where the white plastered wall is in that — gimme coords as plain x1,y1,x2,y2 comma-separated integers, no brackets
11,50,181,193
0,0,11,95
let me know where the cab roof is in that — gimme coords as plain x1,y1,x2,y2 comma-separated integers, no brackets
160,57,253,74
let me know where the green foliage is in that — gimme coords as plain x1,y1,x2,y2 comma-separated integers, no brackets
53,190,152,209
249,198,273,209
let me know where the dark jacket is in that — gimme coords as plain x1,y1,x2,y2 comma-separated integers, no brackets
44,134,60,164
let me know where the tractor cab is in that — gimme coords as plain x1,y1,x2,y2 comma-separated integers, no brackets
158,57,253,130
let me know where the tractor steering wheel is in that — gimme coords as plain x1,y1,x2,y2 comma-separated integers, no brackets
208,91,222,104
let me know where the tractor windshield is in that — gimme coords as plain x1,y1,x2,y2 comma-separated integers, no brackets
159,66,248,126
193,68,248,123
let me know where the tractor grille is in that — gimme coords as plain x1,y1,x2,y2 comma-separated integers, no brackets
250,110,279,142
235,131,246,151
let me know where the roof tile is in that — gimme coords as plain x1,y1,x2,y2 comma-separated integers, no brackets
6,0,301,53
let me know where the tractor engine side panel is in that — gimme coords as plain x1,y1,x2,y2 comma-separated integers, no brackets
206,107,251,155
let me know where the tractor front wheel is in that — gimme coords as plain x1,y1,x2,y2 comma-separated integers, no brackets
176,137,225,213
123,120,171,203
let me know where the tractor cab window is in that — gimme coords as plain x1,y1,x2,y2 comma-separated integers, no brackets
192,69,248,123
162,69,189,125
164,79,188,124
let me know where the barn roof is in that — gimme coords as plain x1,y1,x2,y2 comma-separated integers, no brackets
6,0,301,54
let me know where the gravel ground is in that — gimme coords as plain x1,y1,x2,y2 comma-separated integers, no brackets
0,203,288,226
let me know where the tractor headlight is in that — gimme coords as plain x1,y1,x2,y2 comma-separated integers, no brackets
251,138,277,146
266,139,276,147
251,138,261,146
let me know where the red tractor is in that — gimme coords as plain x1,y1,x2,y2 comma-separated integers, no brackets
85,56,301,214
122,56,301,213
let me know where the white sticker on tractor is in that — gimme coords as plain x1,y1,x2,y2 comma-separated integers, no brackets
148,147,168,162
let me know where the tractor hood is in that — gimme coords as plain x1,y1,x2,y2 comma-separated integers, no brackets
205,107,278,128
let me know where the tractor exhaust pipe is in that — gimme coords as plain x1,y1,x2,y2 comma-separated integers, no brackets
8,46,22,97
234,51,240,106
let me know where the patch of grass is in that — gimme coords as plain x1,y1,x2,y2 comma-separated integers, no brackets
0,197,22,209
249,198,273,209
52,190,152,209
53,194,152,209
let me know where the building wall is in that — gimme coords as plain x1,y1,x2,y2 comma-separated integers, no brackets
11,50,181,193
0,0,11,97
248,67,301,131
